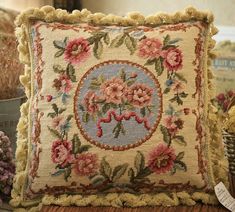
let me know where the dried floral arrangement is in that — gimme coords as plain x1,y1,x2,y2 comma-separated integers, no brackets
0,131,15,205
0,34,24,100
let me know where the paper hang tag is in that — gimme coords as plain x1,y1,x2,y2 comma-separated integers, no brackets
215,182,235,212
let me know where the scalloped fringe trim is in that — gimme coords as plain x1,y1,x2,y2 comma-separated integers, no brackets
11,5,228,211
14,5,214,27
206,24,229,187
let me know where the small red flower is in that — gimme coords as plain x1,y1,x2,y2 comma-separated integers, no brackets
138,38,163,59
162,48,183,71
216,93,225,103
126,83,153,108
227,90,234,98
64,38,90,65
74,153,98,176
183,108,190,115
148,143,176,174
51,140,73,168
83,91,99,114
46,95,53,102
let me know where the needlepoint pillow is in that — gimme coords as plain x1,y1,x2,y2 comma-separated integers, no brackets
11,6,229,210
212,41,235,112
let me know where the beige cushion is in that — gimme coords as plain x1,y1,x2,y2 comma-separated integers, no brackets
11,6,228,210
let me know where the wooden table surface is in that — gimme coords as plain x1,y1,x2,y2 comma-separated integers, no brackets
42,204,228,212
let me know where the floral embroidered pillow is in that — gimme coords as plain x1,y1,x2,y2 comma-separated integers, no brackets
11,6,228,210
212,41,235,112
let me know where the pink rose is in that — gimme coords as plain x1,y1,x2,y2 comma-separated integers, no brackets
64,38,90,64
216,93,225,102
74,153,98,176
148,143,176,174
162,48,183,71
46,95,53,102
51,140,73,167
164,116,178,136
59,75,72,93
138,38,163,59
100,77,127,104
84,91,99,114
126,83,153,108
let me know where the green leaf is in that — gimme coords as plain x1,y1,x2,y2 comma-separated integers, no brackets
64,166,72,181
63,37,68,45
160,125,171,145
179,92,188,98
155,58,164,76
66,64,76,81
93,41,103,59
53,64,64,73
110,34,126,48
51,169,65,177
91,175,106,185
168,38,182,45
55,49,64,57
170,95,183,105
144,59,156,66
52,103,59,114
176,151,185,160
72,134,81,154
163,87,171,94
100,157,112,179
47,126,62,139
102,103,111,114
163,34,170,46
47,112,56,118
70,75,76,82
174,160,187,172
137,167,152,178
140,107,146,117
91,31,106,37
170,166,176,175
79,104,85,111
87,36,96,45
53,40,66,49
125,36,137,55
58,108,66,114
66,114,73,122
119,68,126,81
78,145,92,153
128,168,135,182
113,122,121,138
126,79,136,86
134,151,145,173
163,44,179,50
175,73,187,83
173,135,187,146
112,163,128,181
82,112,90,123
103,33,110,45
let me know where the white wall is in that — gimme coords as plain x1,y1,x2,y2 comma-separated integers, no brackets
0,0,52,11
82,0,235,26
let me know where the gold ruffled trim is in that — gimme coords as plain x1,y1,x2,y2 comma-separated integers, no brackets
11,5,228,211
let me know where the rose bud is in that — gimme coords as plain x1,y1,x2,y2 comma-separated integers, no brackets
46,95,53,102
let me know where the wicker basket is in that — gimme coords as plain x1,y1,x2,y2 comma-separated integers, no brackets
223,130,235,197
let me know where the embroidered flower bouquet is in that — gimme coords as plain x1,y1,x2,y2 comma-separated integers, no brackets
11,6,229,210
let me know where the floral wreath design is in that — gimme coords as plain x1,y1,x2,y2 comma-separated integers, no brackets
37,21,206,192
74,60,163,151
